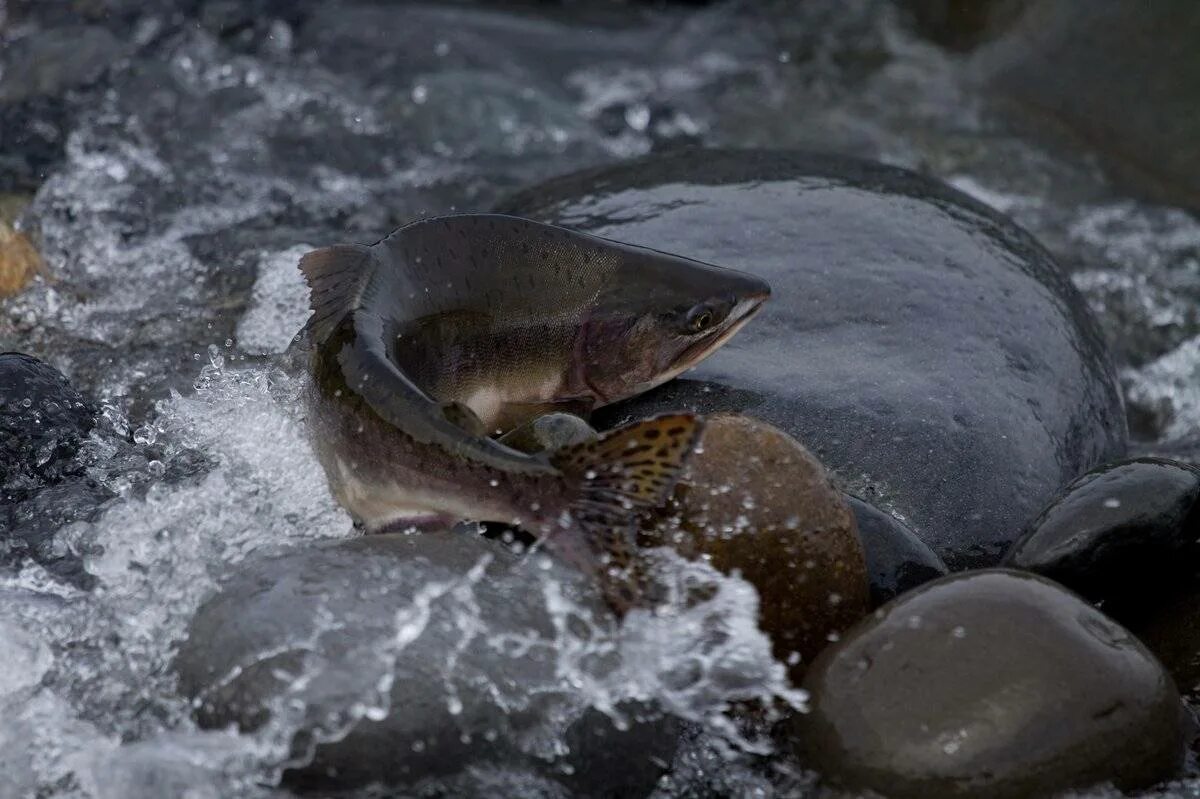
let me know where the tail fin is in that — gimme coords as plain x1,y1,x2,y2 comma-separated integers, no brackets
298,244,374,344
548,413,704,612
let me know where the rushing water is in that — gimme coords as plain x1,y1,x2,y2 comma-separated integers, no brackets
1,1,1198,796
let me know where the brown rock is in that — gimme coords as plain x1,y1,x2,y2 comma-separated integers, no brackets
0,220,41,299
644,413,870,680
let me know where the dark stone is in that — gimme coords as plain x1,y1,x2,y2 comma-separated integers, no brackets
174,533,678,797
1003,457,1200,621
498,149,1126,569
977,0,1200,212
787,569,1187,799
847,495,948,607
902,0,1029,50
0,96,71,194
0,353,96,497
1136,586,1200,702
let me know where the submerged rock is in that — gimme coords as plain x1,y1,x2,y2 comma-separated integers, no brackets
847,495,948,606
1004,457,1200,620
788,569,1186,798
0,353,94,496
644,414,870,678
499,149,1126,569
174,533,678,797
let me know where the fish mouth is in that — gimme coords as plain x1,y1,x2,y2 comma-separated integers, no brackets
663,293,768,381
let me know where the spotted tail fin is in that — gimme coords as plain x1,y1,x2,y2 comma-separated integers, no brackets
548,413,704,612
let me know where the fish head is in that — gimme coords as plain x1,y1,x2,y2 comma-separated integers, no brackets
575,240,770,404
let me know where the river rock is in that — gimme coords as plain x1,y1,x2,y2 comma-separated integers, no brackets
0,353,95,497
847,495,948,606
1004,457,1200,621
788,569,1186,798
643,414,869,679
499,149,1126,569
977,1,1200,212
174,533,678,797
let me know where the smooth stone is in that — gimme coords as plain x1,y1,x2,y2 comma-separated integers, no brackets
788,569,1186,799
174,533,678,797
643,414,870,679
499,149,1127,569
0,353,95,496
497,412,599,454
977,1,1200,212
846,495,948,607
1003,457,1200,621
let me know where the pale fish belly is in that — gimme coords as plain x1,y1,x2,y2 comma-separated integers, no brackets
461,370,568,434
331,454,462,532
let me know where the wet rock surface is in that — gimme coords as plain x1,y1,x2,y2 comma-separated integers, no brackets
847,494,948,606
0,353,95,496
1004,457,1200,620
644,414,870,678
501,149,1128,569
174,532,679,796
788,569,1187,799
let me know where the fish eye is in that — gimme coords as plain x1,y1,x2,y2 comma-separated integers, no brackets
685,304,718,334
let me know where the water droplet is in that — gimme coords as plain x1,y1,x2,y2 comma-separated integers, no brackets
147,460,166,478
1103,497,1121,509
133,425,157,446
412,84,428,104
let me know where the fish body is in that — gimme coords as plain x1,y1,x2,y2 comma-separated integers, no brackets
309,213,769,435
298,214,769,600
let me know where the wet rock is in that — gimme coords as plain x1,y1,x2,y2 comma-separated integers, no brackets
1003,457,1200,621
174,533,678,797
847,495,948,606
977,1,1200,212
499,149,1126,569
0,222,41,299
497,412,599,454
0,353,95,496
788,569,1187,798
644,414,870,678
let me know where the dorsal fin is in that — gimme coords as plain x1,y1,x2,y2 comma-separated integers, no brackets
299,244,375,344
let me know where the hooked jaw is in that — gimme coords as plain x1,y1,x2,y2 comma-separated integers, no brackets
667,287,770,380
